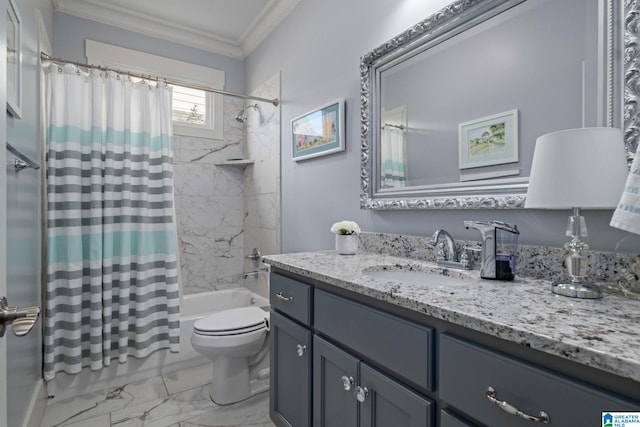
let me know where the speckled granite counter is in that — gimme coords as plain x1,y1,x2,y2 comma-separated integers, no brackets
263,250,640,383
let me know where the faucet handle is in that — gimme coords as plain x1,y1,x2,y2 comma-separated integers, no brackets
460,244,480,270
465,242,482,251
436,242,447,262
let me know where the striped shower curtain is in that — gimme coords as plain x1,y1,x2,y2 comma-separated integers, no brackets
43,63,180,381
381,126,407,188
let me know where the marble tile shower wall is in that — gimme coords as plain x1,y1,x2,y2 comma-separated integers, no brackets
173,96,247,295
243,73,281,298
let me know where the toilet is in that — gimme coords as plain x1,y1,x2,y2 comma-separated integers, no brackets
191,306,270,405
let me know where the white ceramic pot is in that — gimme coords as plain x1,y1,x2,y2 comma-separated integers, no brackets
335,234,358,255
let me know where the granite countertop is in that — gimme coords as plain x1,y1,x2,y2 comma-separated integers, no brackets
263,250,640,383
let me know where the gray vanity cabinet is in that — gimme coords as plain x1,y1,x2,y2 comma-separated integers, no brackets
270,272,434,427
313,335,433,427
270,268,640,427
270,310,312,427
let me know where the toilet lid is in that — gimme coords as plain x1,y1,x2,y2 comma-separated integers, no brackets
194,306,267,335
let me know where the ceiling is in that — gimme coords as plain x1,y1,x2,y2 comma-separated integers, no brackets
52,0,300,59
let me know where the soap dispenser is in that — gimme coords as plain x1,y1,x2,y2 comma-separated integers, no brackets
464,220,519,281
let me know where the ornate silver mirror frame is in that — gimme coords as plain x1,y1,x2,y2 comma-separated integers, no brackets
360,0,635,210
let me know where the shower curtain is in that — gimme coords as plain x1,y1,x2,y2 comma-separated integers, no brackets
381,126,407,188
43,63,180,381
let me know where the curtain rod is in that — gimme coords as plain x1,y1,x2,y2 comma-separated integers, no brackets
40,52,280,107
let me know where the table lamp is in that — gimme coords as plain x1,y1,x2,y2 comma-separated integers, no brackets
525,127,628,299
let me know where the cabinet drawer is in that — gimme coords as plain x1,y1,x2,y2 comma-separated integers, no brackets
439,334,638,427
270,273,312,326
314,289,434,392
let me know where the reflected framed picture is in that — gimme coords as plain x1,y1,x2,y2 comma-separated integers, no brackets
6,0,21,119
458,109,518,169
291,98,344,161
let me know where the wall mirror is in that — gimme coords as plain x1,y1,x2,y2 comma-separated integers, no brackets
360,0,635,210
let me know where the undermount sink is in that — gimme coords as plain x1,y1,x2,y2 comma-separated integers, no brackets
362,264,472,287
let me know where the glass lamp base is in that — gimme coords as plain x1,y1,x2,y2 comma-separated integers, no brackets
551,280,603,299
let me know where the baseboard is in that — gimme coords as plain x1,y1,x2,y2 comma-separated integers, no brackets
23,379,46,427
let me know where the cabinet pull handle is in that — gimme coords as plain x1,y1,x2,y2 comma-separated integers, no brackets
341,375,354,391
355,386,369,403
296,344,306,357
486,387,550,424
276,291,293,303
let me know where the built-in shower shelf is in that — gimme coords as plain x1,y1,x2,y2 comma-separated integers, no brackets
215,159,255,167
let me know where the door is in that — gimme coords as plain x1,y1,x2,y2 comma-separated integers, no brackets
359,363,433,427
270,311,312,427
0,0,9,424
313,336,359,427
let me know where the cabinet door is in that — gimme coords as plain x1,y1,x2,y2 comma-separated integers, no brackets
359,363,433,427
441,410,478,427
313,336,359,427
270,311,312,427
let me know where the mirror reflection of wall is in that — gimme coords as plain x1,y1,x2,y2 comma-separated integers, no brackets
378,0,599,190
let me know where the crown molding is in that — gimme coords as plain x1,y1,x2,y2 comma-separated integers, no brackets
240,0,300,57
54,0,298,60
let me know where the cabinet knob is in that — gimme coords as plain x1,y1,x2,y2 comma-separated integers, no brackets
486,386,550,424
296,344,306,357
355,386,369,403
341,375,354,391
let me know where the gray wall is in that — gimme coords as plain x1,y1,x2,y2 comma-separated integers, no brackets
53,12,245,93
7,1,53,426
245,0,640,254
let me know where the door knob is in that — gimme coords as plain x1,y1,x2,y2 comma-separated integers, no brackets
0,297,40,337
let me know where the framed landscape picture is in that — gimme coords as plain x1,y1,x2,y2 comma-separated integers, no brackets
292,99,344,161
458,109,518,169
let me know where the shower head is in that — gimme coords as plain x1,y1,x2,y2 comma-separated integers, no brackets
235,103,259,123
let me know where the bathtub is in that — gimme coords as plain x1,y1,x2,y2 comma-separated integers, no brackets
46,287,269,402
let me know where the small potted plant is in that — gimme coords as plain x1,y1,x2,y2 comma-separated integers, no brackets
330,220,361,255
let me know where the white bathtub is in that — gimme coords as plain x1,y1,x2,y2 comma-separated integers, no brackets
47,287,269,402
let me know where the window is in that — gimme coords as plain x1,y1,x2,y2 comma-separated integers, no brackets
172,85,207,124
85,40,225,140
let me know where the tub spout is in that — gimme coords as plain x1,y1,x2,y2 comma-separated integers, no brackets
243,271,259,279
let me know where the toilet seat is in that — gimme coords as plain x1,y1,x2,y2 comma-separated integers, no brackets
194,306,268,337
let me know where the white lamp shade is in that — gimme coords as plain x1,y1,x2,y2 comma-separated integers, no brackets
525,127,628,209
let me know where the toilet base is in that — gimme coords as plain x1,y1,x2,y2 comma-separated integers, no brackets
209,357,270,405
209,377,270,406
209,356,250,405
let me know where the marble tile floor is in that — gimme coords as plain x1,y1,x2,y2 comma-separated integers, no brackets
40,363,276,427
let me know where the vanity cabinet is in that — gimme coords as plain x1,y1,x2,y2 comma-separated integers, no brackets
269,269,640,427
270,272,434,427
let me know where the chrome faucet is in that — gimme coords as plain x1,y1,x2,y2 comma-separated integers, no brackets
428,229,471,269
428,229,456,262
